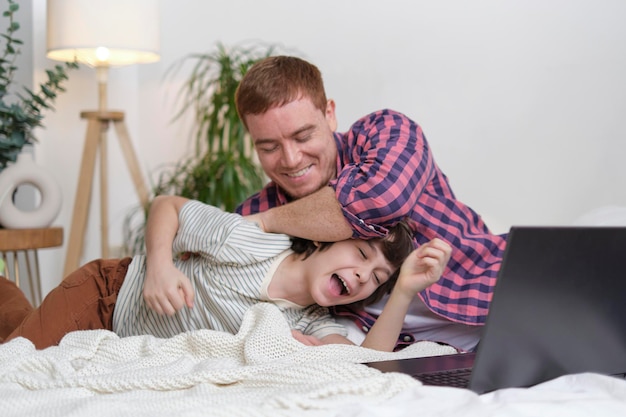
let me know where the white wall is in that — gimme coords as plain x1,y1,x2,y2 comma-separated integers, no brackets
30,0,626,296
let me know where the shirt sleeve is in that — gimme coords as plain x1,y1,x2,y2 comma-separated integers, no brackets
294,305,349,339
175,200,292,264
330,109,436,239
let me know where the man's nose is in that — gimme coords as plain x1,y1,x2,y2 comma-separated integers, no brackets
281,143,301,167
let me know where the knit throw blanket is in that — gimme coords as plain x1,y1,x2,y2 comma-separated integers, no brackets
0,303,456,417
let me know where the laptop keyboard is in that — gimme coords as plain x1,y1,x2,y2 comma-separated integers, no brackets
415,368,472,388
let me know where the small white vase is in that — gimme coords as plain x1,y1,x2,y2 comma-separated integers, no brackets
0,153,62,229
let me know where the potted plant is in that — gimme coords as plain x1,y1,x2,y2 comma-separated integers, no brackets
123,42,280,254
0,0,77,172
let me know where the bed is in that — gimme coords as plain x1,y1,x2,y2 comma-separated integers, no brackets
1,303,625,417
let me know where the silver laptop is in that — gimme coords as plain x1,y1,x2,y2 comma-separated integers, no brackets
367,226,626,394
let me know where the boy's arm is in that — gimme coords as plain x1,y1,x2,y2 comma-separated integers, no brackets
143,195,195,316
316,238,452,351
315,293,415,349
360,238,452,351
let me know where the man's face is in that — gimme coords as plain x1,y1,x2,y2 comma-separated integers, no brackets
245,97,338,200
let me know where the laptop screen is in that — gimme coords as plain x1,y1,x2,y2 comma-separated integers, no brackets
469,226,626,393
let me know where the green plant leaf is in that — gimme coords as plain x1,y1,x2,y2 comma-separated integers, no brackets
0,0,78,171
121,41,293,255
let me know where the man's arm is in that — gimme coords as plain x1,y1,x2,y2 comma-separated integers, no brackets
248,186,353,241
243,111,433,243
143,195,195,315
333,111,434,237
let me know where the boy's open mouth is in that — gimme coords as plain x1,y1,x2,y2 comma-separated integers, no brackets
331,273,350,295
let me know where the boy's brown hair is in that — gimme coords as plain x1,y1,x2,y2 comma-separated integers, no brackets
235,56,328,128
290,220,414,309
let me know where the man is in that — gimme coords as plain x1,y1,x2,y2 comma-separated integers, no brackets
235,56,507,352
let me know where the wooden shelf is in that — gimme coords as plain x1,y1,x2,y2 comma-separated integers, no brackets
0,227,63,251
0,227,64,306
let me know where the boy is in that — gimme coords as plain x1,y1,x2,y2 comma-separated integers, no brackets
1,195,451,351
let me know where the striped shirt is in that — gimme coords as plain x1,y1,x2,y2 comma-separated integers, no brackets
113,201,347,339
236,109,508,327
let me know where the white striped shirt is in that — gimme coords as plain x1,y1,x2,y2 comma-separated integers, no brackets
112,200,347,339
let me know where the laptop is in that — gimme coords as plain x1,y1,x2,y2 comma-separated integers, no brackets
367,226,626,394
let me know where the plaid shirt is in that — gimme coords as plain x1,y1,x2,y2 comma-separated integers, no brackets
237,109,507,335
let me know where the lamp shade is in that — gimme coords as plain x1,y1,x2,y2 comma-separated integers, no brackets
46,0,160,67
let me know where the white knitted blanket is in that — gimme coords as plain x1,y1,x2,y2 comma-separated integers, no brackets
0,303,455,417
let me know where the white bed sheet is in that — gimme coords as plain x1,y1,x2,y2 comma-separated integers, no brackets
1,303,625,417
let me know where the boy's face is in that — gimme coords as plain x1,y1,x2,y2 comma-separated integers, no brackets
245,97,338,200
303,239,395,307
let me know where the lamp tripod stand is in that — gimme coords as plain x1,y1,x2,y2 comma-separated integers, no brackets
63,67,150,276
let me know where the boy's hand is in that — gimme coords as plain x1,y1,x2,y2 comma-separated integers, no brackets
143,262,195,316
291,330,324,346
396,238,452,296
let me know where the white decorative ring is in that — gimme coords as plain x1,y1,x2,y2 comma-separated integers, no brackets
0,163,62,229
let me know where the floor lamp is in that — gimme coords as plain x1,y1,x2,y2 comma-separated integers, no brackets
45,0,160,276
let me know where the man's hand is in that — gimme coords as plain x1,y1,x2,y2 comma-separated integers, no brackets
396,238,452,296
143,262,195,316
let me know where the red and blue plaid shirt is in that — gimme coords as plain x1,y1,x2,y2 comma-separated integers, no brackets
237,109,507,334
